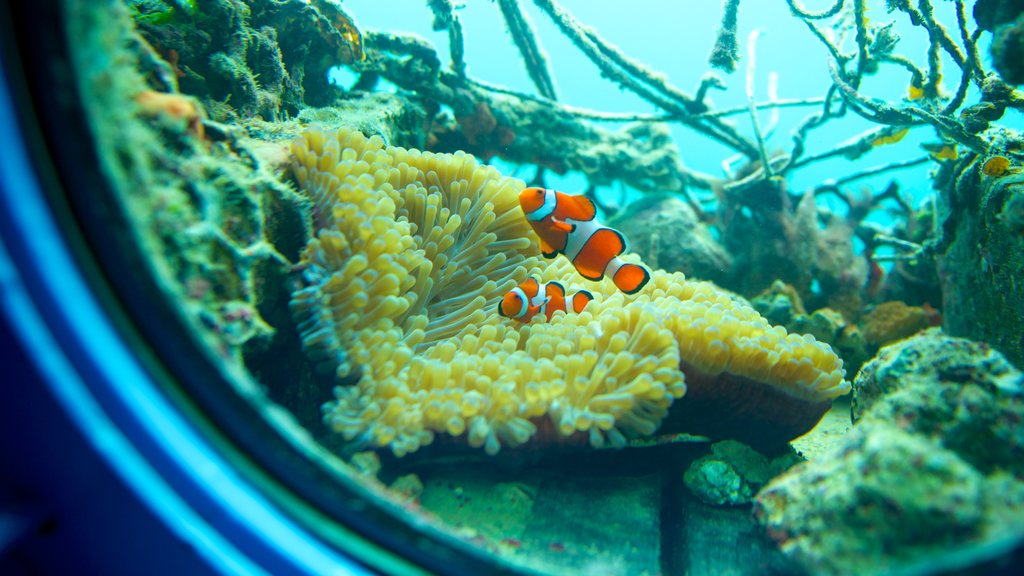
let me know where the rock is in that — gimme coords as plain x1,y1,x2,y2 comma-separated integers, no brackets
751,280,806,327
833,325,871,379
754,424,987,575
859,300,931,349
974,0,1024,84
852,329,1024,474
683,441,802,506
348,451,382,478
389,473,424,502
788,307,846,346
608,194,733,286
937,159,1024,367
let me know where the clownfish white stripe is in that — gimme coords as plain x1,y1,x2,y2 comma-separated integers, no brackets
525,188,557,221
562,218,601,262
509,287,529,318
604,256,624,281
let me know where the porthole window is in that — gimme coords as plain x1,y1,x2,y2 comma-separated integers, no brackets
2,1,1024,575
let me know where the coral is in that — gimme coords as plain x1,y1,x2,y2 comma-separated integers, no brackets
750,281,805,327
290,127,849,457
68,0,302,369
683,440,801,506
788,307,846,347
132,0,364,121
606,194,733,286
134,89,206,140
859,300,930,348
708,0,742,72
975,0,1024,84
938,161,1024,367
852,329,1024,474
754,424,987,575
754,329,1024,574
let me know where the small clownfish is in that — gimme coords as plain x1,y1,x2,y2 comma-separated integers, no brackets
497,276,594,323
519,187,651,294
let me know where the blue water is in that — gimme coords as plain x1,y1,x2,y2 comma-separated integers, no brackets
339,0,1020,231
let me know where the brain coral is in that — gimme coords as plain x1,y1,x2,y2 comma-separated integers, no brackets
290,127,849,457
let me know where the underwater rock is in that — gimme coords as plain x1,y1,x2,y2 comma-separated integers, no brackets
788,307,846,348
832,325,871,380
293,92,429,150
682,440,801,506
754,423,987,576
974,0,1024,84
859,300,931,349
69,0,307,367
750,280,806,327
607,194,733,286
131,0,365,121
938,158,1024,368
852,329,1024,474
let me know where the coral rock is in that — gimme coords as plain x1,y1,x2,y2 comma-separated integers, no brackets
683,440,801,506
607,194,733,286
852,329,1024,474
754,424,986,575
860,300,930,348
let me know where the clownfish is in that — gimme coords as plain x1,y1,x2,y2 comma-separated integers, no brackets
497,276,593,323
519,187,651,294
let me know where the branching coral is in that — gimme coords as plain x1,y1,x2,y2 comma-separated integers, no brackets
290,127,848,457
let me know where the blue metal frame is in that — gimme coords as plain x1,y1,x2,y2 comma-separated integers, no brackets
0,42,367,576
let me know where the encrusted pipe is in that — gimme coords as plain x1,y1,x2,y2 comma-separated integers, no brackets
497,0,559,100
709,0,742,73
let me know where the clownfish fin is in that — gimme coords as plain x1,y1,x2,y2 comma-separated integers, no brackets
549,218,575,234
572,290,593,313
558,193,597,221
546,281,565,299
573,228,626,280
613,263,650,294
522,276,541,294
539,238,559,258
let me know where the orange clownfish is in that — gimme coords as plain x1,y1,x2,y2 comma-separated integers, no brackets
519,187,651,294
497,276,593,323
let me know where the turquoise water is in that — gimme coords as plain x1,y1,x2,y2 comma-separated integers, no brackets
342,0,1018,211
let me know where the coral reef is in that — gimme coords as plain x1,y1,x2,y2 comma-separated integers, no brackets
289,127,848,457
852,329,1024,474
606,194,733,286
974,0,1024,84
68,0,306,368
859,300,931,349
682,440,801,506
753,330,1024,574
131,0,366,121
754,424,991,575
938,159,1024,368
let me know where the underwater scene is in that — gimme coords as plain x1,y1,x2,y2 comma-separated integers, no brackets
67,0,1024,573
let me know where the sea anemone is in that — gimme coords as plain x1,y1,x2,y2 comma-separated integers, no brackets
290,127,848,457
